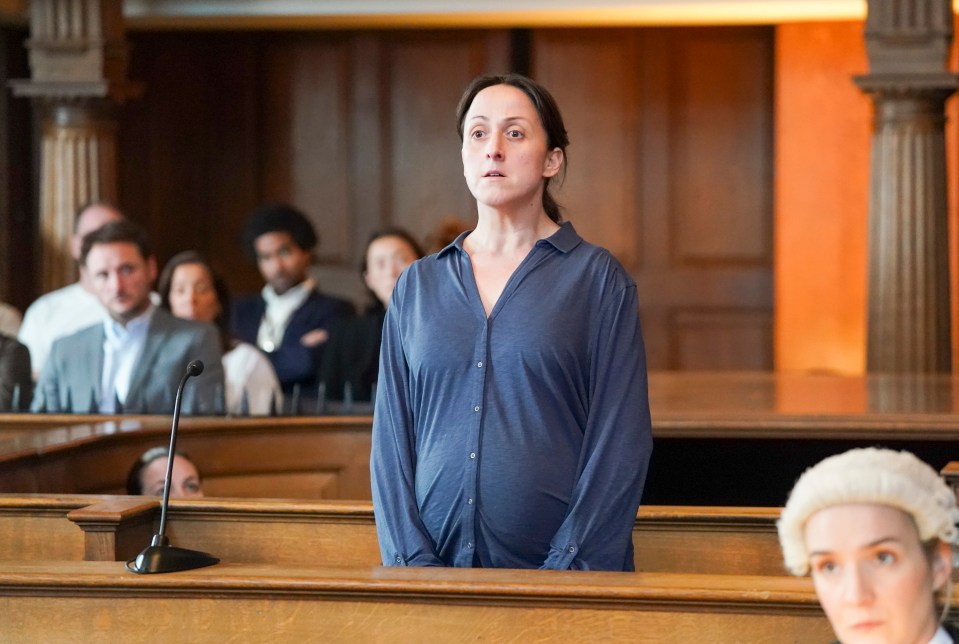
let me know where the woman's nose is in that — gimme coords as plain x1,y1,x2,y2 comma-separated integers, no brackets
485,136,504,160
841,566,874,604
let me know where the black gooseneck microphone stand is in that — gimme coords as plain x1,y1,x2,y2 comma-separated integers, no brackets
126,360,219,574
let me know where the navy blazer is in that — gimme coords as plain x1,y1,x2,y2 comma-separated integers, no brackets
231,288,354,397
32,307,224,415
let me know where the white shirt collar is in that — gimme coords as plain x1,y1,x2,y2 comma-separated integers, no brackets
257,278,315,352
103,303,156,344
930,626,954,644
261,278,314,310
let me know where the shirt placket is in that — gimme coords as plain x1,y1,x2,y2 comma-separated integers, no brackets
458,316,489,567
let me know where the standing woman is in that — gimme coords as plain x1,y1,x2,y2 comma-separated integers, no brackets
778,448,959,643
370,73,653,570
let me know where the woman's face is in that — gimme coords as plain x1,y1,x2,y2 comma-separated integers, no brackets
804,503,950,644
140,455,204,498
169,262,220,323
363,236,419,306
460,84,562,213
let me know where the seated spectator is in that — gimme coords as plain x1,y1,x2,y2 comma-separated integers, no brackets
126,446,204,498
32,220,224,415
0,334,31,411
0,301,21,337
159,251,283,416
320,228,423,402
232,203,353,404
19,201,123,378
778,448,959,644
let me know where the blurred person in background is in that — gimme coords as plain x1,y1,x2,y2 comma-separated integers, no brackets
159,251,282,415
320,228,423,402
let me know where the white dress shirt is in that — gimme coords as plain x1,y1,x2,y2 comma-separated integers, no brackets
100,305,156,413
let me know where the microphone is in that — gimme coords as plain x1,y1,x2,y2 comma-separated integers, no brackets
127,360,219,574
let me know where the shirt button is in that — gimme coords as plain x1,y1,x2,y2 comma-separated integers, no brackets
394,555,402,563
469,452,476,459
467,498,473,505
467,542,474,550
568,546,576,554
476,361,483,368
473,405,480,412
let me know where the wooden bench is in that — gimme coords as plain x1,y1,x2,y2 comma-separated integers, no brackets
0,560,833,642
0,494,786,575
0,495,92,561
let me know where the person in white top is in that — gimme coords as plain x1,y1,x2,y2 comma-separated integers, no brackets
158,250,283,416
779,448,959,644
18,201,123,378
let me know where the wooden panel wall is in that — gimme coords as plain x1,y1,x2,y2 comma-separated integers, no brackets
536,27,774,369
112,26,773,370
119,32,261,290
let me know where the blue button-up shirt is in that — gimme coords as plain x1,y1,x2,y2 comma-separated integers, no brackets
371,222,653,571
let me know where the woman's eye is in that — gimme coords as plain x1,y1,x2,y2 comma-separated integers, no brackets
813,560,837,575
506,129,523,138
876,551,896,565
470,130,486,140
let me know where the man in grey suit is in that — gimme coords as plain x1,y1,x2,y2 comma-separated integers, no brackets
33,220,224,415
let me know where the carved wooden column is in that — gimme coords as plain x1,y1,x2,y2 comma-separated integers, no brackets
855,0,957,373
10,0,137,292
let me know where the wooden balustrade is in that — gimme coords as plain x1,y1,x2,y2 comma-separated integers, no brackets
0,494,785,575
0,559,833,642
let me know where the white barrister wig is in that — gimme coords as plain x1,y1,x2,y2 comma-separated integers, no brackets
777,447,959,576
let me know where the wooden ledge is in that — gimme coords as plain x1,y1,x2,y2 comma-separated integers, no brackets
0,560,822,607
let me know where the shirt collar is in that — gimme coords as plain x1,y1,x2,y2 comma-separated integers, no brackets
103,303,156,342
261,277,315,307
436,220,582,259
930,626,953,644
436,229,472,259
541,221,582,253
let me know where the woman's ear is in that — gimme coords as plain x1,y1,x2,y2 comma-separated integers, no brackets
931,541,953,591
543,148,563,178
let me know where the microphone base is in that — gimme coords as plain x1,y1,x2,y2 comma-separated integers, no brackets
126,544,219,574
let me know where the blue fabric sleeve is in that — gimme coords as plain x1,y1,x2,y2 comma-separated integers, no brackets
370,285,444,567
541,284,653,571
